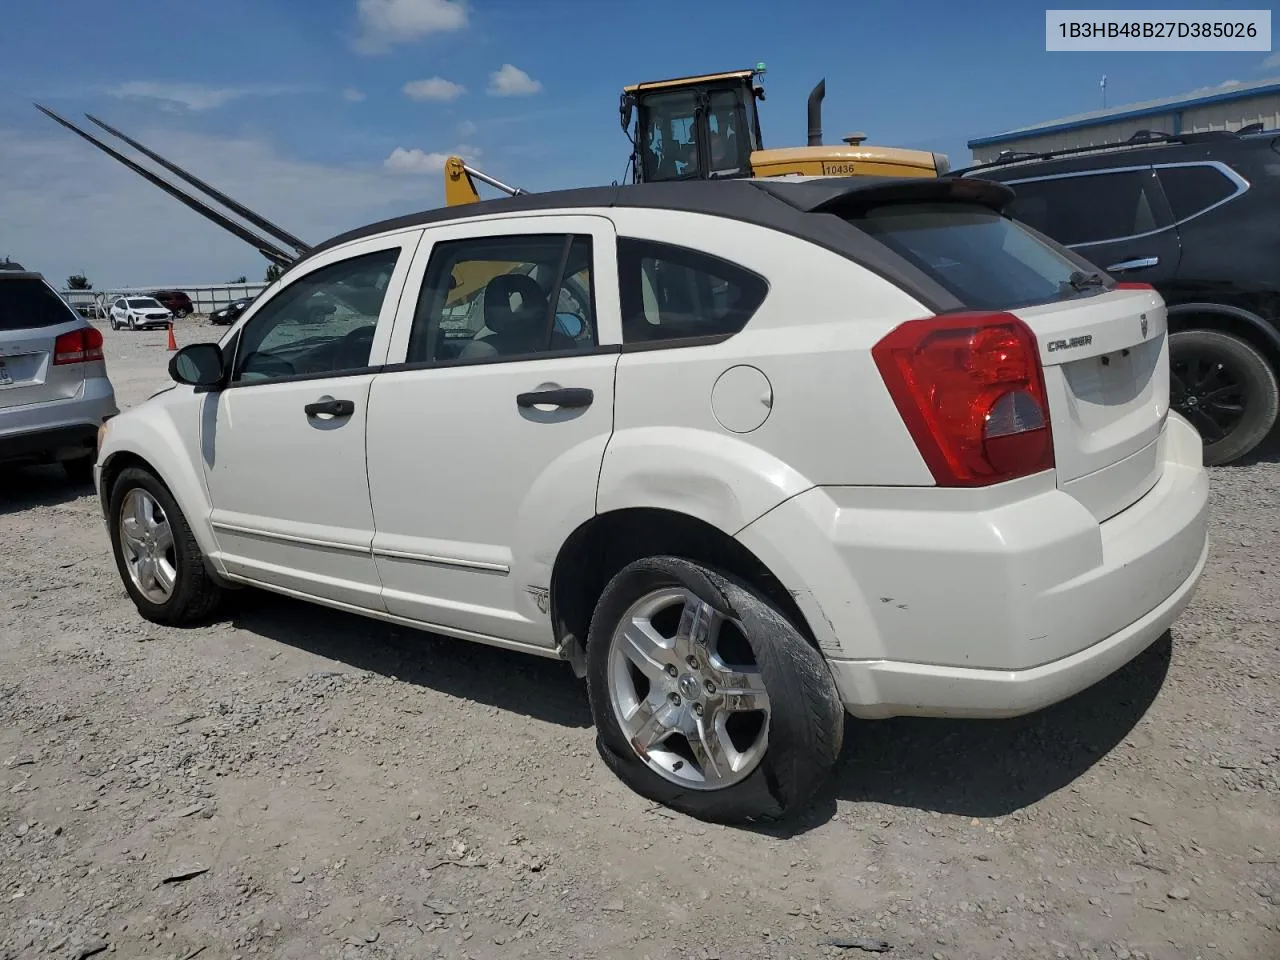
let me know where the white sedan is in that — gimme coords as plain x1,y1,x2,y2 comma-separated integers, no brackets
107,295,173,330
92,175,1209,823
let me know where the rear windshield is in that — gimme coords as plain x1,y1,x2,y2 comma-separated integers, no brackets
849,201,1099,310
0,277,80,331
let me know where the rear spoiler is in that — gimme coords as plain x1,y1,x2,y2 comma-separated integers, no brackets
34,103,308,269
753,174,1016,216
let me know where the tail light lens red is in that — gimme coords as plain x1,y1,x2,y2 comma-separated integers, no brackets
871,312,1054,487
52,327,105,365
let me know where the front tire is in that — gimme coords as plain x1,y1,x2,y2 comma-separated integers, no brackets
1170,329,1279,466
107,466,224,625
585,556,844,824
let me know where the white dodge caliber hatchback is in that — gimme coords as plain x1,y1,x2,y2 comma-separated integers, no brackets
95,176,1209,823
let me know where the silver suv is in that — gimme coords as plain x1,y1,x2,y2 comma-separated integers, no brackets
0,264,118,482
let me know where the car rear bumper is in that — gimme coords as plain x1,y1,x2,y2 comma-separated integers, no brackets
735,413,1209,719
0,377,118,463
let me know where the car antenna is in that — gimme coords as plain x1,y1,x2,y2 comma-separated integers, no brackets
33,103,300,268
83,111,311,256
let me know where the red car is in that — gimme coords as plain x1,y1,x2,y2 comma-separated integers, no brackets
149,290,194,317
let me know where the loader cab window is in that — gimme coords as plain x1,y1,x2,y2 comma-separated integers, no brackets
638,84,755,183
707,88,750,178
639,90,700,181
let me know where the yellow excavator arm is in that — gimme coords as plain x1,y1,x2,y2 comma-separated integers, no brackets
443,156,528,207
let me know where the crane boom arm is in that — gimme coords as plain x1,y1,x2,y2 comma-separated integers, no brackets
84,112,311,254
35,103,303,268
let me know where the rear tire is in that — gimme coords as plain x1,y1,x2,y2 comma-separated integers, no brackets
107,466,224,626
1170,329,1279,466
585,555,844,824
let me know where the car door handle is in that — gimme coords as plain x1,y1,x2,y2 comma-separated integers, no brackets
516,387,594,409
1107,256,1159,272
304,397,354,418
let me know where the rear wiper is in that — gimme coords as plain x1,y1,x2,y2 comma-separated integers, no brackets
1069,269,1105,289
1059,269,1106,297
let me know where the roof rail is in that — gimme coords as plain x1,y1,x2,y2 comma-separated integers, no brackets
948,126,1246,178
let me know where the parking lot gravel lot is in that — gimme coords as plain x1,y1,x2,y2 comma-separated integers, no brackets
1,318,1277,960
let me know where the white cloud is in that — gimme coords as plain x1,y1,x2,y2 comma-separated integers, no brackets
1262,52,1280,70
384,147,451,173
1219,79,1241,88
343,87,367,102
487,64,542,97
105,81,310,111
384,143,479,174
355,0,467,53
457,119,477,137
402,77,466,101
2,125,451,288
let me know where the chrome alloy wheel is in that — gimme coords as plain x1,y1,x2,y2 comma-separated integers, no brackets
118,488,177,603
606,587,771,790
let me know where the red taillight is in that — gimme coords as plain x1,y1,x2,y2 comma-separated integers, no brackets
52,327,105,366
871,312,1054,487
1115,282,1153,290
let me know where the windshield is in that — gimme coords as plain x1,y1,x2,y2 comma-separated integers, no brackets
127,297,164,309
849,202,1103,310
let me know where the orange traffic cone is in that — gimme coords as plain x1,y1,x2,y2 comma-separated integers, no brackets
167,323,177,352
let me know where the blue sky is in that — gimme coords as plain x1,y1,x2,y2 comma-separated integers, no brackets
1,0,1276,288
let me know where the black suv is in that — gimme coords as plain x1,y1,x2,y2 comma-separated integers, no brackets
954,128,1280,465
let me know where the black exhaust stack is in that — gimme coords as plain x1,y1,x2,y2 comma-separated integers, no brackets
807,79,826,147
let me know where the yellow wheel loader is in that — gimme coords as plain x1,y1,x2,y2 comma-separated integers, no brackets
445,64,949,205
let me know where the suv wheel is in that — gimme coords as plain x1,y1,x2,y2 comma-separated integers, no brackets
585,556,844,824
62,453,95,485
1169,329,1280,465
107,466,224,625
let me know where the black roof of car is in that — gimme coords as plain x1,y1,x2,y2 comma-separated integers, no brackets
951,128,1280,181
304,175,1015,261
290,175,1016,317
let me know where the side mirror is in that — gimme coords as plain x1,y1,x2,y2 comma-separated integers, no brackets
169,342,225,387
554,312,585,339
619,93,633,133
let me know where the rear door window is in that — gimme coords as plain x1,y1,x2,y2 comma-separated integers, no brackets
1003,169,1165,246
1155,163,1240,221
0,277,80,331
849,201,1092,310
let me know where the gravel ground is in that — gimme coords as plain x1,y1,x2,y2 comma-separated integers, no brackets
1,319,1277,960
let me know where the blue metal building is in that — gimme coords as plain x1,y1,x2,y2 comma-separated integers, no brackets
968,77,1280,163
